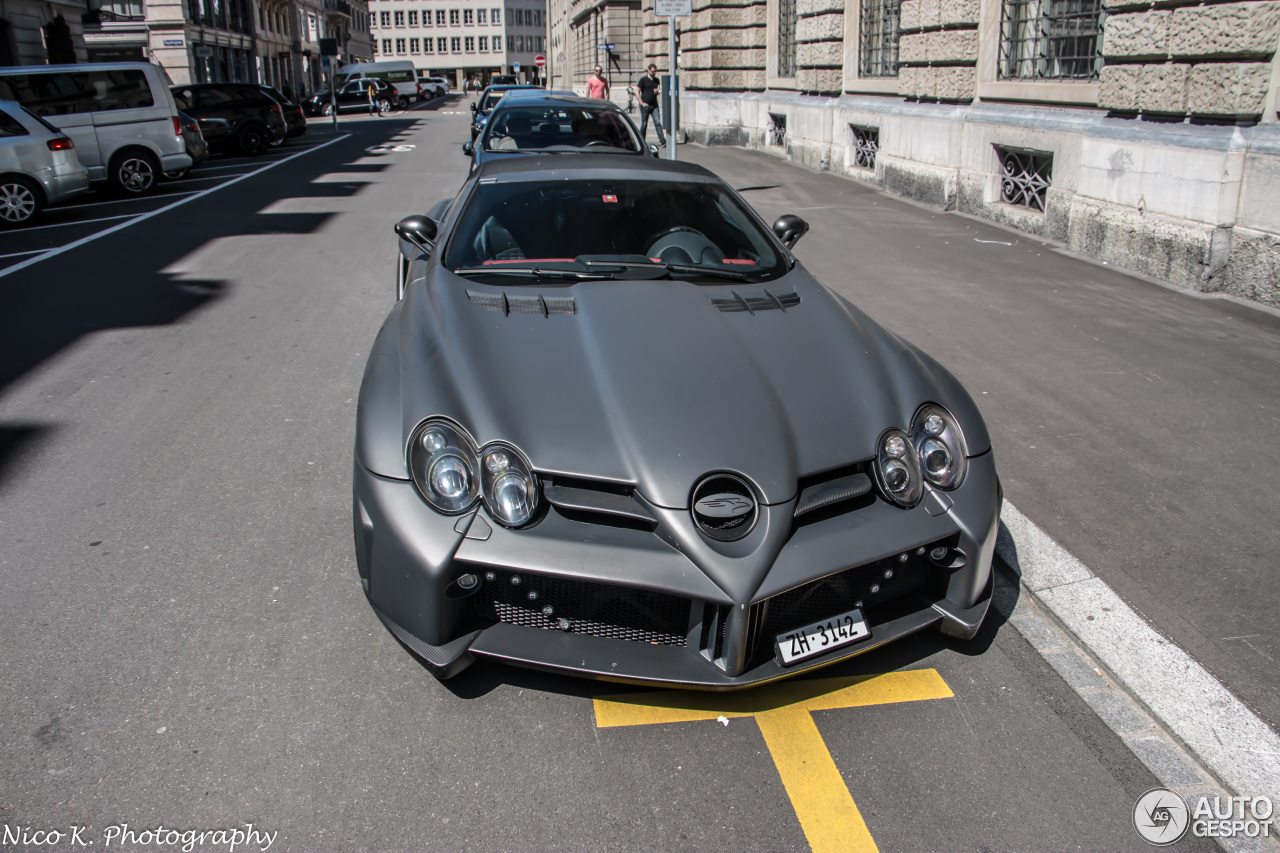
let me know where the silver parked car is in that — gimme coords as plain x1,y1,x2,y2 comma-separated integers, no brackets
0,100,89,227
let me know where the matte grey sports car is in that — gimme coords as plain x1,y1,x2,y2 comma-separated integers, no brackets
354,155,1000,689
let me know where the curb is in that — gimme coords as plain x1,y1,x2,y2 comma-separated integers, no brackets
997,501,1280,850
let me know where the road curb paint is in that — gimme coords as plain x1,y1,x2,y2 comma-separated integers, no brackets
594,669,954,853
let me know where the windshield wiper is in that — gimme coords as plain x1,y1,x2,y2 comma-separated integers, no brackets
453,266,615,280
580,259,752,281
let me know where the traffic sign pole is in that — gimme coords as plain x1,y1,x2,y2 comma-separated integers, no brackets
668,16,676,161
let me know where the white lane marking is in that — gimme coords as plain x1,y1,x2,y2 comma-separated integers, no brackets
975,238,1014,246
999,502,1280,802
0,133,350,280
365,143,416,153
0,248,46,260
12,213,136,232
57,190,202,211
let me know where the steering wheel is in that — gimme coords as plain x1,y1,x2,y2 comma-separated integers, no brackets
645,225,704,244
585,140,612,147
645,225,724,265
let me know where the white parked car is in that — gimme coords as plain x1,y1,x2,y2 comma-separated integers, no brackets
0,100,90,227
418,76,449,98
0,62,190,196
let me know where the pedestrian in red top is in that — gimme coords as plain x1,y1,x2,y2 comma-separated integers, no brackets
586,65,610,100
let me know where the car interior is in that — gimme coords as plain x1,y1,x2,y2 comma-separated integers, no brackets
484,107,640,153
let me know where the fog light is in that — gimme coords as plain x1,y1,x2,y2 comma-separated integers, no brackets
930,546,948,562
884,569,893,579
527,590,538,601
510,575,522,585
898,553,908,562
456,573,478,590
485,571,497,582
916,546,926,556
556,617,571,630
541,605,554,616
869,584,880,594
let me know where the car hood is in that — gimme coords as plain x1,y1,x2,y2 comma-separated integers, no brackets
389,265,990,508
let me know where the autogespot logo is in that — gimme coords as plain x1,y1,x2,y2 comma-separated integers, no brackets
694,493,754,518
1134,788,1190,846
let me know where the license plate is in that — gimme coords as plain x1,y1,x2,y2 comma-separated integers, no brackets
776,609,870,665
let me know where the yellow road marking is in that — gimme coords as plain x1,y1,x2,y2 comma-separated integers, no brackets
594,669,954,853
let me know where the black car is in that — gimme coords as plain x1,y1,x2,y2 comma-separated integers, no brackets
170,84,287,156
470,84,539,139
256,85,307,139
464,93,655,171
304,78,396,117
163,110,209,179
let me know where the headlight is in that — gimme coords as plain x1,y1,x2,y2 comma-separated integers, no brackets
480,444,537,527
911,403,968,490
408,418,479,513
875,428,923,508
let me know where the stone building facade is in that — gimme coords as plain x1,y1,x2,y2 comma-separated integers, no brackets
646,0,1280,305
545,0,643,96
1,0,89,65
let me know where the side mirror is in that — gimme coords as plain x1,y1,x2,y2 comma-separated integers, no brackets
772,214,809,249
649,144,659,158
462,140,474,156
395,215,438,250
470,101,478,112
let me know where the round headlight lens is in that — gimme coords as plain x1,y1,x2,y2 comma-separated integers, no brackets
407,419,480,514
480,444,537,527
875,427,923,508
911,404,968,490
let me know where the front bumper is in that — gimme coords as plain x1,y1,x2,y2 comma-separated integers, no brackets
353,454,1000,689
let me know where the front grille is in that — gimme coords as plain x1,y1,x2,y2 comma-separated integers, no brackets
470,568,690,646
757,549,932,639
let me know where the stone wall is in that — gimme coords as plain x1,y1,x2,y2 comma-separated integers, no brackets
896,0,978,100
643,0,768,90
795,0,844,92
1100,0,1280,119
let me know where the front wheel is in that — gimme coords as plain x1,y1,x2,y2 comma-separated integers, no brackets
109,150,159,196
378,99,392,114
0,176,42,227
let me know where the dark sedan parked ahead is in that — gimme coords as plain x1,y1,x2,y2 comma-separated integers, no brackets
469,84,540,139
465,93,655,171
304,78,397,116
170,84,286,156
354,155,1000,688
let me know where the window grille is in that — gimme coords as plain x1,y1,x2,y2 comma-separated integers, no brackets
996,147,1052,211
858,0,900,77
998,0,1103,80
850,125,878,169
778,0,797,77
769,112,787,146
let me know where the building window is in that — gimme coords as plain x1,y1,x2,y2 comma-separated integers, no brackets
464,36,473,50
449,9,459,24
493,35,502,51
379,11,390,27
408,10,417,26
424,37,433,51
394,10,404,26
850,125,879,169
996,146,1052,211
859,0,900,77
435,10,445,25
768,112,786,146
478,9,486,23
514,8,522,24
479,35,488,50
438,37,447,51
396,37,406,53
382,38,392,53
464,9,473,23
777,0,797,77
491,8,500,23
451,36,461,51
410,37,420,52
998,0,1103,80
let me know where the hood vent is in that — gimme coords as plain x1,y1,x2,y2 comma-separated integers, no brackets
709,289,801,314
467,289,577,317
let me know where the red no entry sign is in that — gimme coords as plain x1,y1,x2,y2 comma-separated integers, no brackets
534,54,546,67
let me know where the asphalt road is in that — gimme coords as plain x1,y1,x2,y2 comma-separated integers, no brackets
0,102,1233,851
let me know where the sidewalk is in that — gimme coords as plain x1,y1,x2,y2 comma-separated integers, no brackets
678,144,1280,799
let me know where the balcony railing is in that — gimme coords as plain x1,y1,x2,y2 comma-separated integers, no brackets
324,0,353,18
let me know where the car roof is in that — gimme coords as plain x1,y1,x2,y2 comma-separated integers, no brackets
473,153,717,182
0,61,154,73
495,92,616,109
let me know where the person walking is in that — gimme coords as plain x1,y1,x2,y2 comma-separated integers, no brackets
367,81,383,116
586,65,610,100
636,63,666,147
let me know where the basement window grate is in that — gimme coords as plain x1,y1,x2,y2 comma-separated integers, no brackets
850,125,879,170
768,113,787,147
996,146,1052,212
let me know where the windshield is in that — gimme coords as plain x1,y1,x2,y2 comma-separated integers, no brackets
482,105,641,153
445,178,788,284
480,92,505,112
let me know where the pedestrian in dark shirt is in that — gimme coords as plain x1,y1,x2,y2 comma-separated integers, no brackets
636,63,666,147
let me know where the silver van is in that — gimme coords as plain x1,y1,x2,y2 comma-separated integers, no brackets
0,62,191,196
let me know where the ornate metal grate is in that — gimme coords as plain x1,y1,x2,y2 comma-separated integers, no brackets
998,0,1103,80
769,112,787,147
859,0,901,78
778,0,798,77
997,147,1052,211
851,125,879,169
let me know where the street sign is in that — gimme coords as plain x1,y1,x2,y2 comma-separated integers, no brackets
597,43,615,50
556,51,566,62
534,54,546,67
195,46,213,58
513,61,520,71
278,50,291,59
321,56,330,68
162,37,184,48
655,0,691,14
